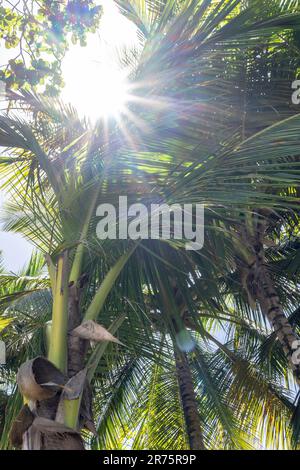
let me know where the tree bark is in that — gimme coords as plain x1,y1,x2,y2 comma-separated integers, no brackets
175,350,206,450
246,239,300,383
16,283,89,450
240,216,300,384
67,283,88,378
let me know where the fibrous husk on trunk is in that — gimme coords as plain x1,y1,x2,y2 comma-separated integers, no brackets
17,357,67,401
80,380,97,435
25,417,84,450
63,368,87,400
56,368,87,424
36,394,60,420
67,282,88,378
71,320,124,345
9,404,35,449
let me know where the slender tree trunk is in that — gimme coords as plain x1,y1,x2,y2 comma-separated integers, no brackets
247,239,300,383
175,350,206,450
240,216,300,384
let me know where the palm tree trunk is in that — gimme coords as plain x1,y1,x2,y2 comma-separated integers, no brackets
18,282,87,449
67,283,88,378
16,251,133,449
175,350,206,450
248,240,300,383
240,216,300,384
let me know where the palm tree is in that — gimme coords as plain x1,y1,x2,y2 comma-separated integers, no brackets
0,0,300,450
0,248,297,450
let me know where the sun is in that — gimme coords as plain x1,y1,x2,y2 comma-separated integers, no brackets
63,58,129,120
93,68,129,118
62,0,137,121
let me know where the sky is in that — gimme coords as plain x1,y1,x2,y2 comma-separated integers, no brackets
0,0,138,272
